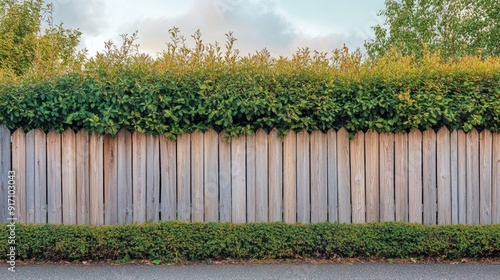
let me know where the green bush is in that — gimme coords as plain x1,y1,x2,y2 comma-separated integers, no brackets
0,31,499,137
1,222,499,262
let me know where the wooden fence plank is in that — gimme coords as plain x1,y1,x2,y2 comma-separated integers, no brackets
450,130,459,224
89,133,103,225
62,129,77,224
219,131,231,222
26,130,35,223
408,129,422,224
327,129,338,223
479,130,492,224
493,133,500,224
146,134,160,222
159,134,176,221
0,126,11,222
283,131,297,224
466,129,480,224
255,129,268,222
297,130,310,224
231,135,246,223
395,132,408,222
117,129,132,224
204,130,218,222
132,132,147,223
76,130,90,224
365,131,379,222
104,135,118,225
47,131,62,224
422,129,436,224
380,133,395,222
191,131,204,222
177,133,191,221
12,129,26,222
437,127,451,224
337,128,351,224
34,129,47,224
246,133,256,222
268,129,282,222
457,130,467,224
350,131,365,223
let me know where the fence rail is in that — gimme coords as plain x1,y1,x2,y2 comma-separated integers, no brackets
1,126,499,225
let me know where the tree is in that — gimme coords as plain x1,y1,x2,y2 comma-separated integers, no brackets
365,0,499,59
0,0,83,76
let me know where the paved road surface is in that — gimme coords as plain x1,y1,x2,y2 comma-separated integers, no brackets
3,263,500,279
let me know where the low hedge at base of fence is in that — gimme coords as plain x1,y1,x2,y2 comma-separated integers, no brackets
2,222,499,262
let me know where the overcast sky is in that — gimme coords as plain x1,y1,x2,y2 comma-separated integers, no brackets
46,0,387,58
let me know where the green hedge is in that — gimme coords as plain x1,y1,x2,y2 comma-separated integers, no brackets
2,222,499,261
0,54,499,137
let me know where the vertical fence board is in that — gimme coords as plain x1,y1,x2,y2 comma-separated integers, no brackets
12,129,26,222
132,132,147,223
26,130,35,223
327,130,338,223
350,132,365,224
297,130,310,224
89,133,103,225
159,134,176,221
204,130,218,222
492,133,500,224
62,129,76,224
395,133,408,222
47,131,62,224
177,133,191,221
146,134,160,222
0,126,11,222
255,129,268,222
191,131,204,222
466,129,480,224
479,130,492,224
117,129,132,224
380,133,395,222
337,128,351,224
365,131,379,222
437,127,451,224
219,132,231,222
457,130,467,224
104,135,118,225
450,130,459,224
422,129,437,224
283,131,297,224
76,130,90,225
231,135,246,223
246,134,256,222
268,129,282,222
408,129,422,224
191,132,204,222
311,131,328,223
34,129,47,224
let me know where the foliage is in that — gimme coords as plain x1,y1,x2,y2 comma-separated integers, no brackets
1,222,499,261
0,0,84,78
0,29,499,137
365,0,500,59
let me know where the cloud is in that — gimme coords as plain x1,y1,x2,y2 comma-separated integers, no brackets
48,0,107,35
117,0,300,57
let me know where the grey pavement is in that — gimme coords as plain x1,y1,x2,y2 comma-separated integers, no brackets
2,263,500,280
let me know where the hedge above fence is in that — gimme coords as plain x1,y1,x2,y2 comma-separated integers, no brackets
2,222,499,261
0,51,499,137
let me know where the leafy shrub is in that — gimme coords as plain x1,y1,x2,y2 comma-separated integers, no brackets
1,222,499,261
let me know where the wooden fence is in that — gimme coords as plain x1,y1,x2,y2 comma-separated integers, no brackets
0,126,499,225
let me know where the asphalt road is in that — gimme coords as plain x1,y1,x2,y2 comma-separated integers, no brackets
2,263,500,280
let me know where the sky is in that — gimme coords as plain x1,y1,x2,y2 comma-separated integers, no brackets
46,0,387,58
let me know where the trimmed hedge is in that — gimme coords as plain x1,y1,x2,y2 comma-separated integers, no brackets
2,222,499,261
0,51,499,138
